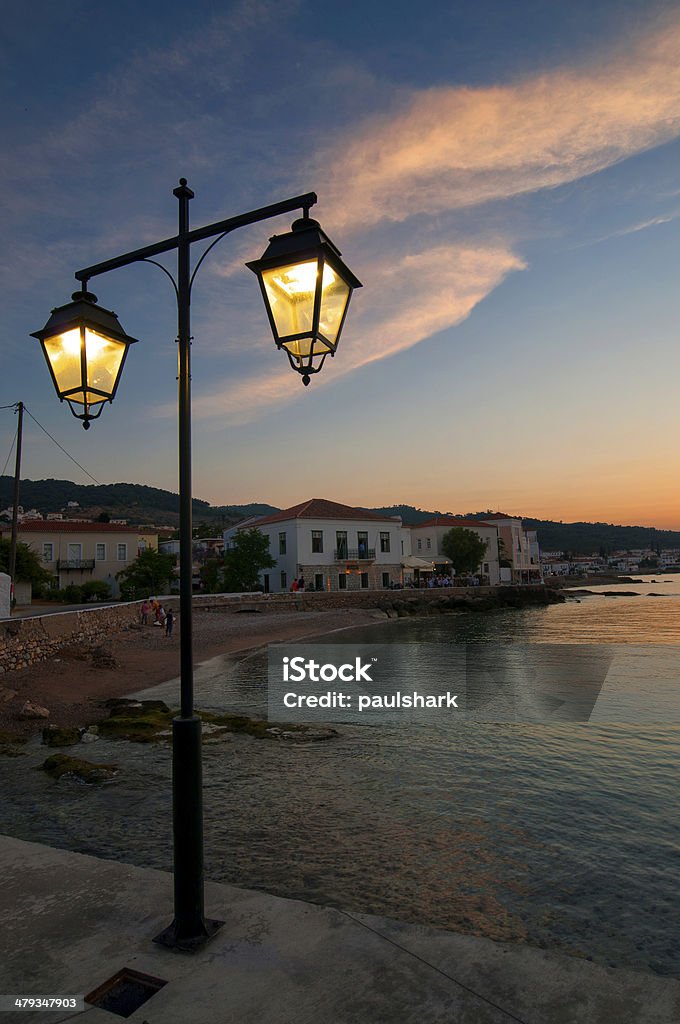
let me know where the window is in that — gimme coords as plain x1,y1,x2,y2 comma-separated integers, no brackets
311,530,323,553
380,531,390,553
314,573,324,591
280,571,287,590
483,563,489,574
42,542,54,562
382,572,390,588
95,543,106,561
417,539,422,550
426,538,431,550
360,572,369,589
117,543,128,561
279,532,287,555
338,573,347,590
67,543,82,561
357,531,368,557
336,531,348,559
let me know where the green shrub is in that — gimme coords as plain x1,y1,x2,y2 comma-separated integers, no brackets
81,580,112,602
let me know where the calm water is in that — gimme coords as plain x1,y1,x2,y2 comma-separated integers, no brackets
1,576,679,978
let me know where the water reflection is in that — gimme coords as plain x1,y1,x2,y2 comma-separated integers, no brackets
1,597,679,979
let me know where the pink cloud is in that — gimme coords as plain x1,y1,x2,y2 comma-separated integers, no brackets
316,15,680,229
182,242,524,424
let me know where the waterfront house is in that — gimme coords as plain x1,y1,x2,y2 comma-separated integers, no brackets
479,513,541,583
0,521,157,597
225,498,403,593
408,515,501,585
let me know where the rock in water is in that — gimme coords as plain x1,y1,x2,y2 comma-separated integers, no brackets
42,725,80,747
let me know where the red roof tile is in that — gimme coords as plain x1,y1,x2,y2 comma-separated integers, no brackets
412,516,498,530
252,498,399,526
0,522,144,534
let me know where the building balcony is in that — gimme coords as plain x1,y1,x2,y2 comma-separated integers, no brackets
57,559,96,571
333,548,376,561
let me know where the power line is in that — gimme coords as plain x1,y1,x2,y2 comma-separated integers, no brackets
0,426,17,478
1,403,101,486
22,406,101,485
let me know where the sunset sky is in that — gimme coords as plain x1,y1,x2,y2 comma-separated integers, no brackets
3,0,680,527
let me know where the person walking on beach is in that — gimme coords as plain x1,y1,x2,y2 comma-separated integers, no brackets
290,578,299,592
140,599,150,625
165,607,174,638
298,575,305,592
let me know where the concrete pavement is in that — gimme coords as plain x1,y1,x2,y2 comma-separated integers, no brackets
0,835,678,1024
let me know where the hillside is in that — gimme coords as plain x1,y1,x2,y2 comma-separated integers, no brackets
2,479,679,552
0,477,278,529
519,518,680,555
368,506,680,553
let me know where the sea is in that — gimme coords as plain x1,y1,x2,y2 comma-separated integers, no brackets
1,575,679,977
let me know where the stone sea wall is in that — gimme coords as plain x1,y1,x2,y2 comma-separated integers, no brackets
192,585,560,615
0,586,561,674
0,603,143,674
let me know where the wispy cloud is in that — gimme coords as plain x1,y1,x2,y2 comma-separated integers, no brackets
571,208,680,249
181,13,680,421
316,14,680,230
178,242,524,424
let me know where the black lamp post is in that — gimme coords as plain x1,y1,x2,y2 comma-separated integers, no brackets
31,180,361,951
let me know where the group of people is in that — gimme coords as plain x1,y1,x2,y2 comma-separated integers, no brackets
290,576,305,592
425,575,456,588
140,597,175,637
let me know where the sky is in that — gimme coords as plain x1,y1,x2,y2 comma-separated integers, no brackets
3,0,680,527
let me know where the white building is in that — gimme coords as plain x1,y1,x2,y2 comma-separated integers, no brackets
225,498,403,593
481,514,540,583
407,516,501,584
541,559,571,576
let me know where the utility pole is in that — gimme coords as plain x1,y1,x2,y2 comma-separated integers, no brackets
8,402,24,606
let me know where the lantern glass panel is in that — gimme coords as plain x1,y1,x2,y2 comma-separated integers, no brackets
44,329,83,395
281,336,332,360
66,392,107,413
262,259,339,338
85,328,126,396
318,274,350,347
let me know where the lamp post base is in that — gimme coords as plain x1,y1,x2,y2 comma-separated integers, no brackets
152,917,224,953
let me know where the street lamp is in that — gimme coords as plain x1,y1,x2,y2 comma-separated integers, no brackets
31,290,138,429
247,217,361,385
31,180,361,952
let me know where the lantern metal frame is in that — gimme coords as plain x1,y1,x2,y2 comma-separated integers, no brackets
247,216,362,384
31,290,139,428
31,180,361,955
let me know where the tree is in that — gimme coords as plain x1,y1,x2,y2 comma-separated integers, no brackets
81,579,112,601
441,528,488,577
116,548,176,600
97,512,111,523
0,539,53,587
217,528,276,593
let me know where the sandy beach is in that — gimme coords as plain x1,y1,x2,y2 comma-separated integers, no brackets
0,606,384,740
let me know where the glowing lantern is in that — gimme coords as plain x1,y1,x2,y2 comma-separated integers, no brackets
247,217,362,384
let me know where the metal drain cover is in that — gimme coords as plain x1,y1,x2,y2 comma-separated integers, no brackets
84,968,167,1018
